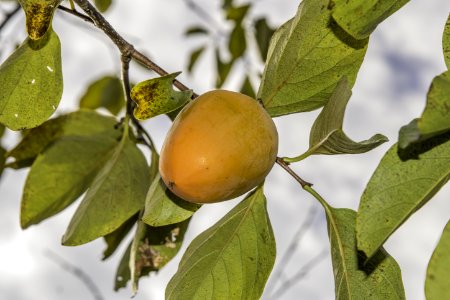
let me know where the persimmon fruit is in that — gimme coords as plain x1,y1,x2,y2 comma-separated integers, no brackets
159,90,278,204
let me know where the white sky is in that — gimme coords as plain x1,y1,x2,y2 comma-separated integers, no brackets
0,0,449,299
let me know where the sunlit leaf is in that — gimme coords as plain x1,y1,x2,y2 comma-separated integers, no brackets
331,0,410,40
166,186,275,300
62,135,149,246
357,138,450,259
326,207,405,299
130,219,189,293
307,78,387,156
258,0,367,117
0,29,63,130
79,75,125,115
18,0,62,40
142,174,200,227
187,46,206,73
254,17,275,61
229,23,246,60
94,0,112,12
102,214,137,260
7,110,120,169
131,72,193,120
425,219,450,299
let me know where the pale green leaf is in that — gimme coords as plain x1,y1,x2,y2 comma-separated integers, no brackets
308,78,388,156
21,135,119,228
257,0,367,117
79,75,125,115
7,110,120,168
130,219,189,294
0,29,63,130
102,214,137,260
326,207,405,300
94,0,112,12
131,72,193,120
142,174,200,227
425,219,450,299
331,0,410,40
357,139,450,259
166,186,275,300
18,0,61,40
399,72,450,149
444,14,450,68
62,135,149,246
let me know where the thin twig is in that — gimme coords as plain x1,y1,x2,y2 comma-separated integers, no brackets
67,0,197,98
276,157,312,188
58,5,94,24
270,248,328,299
0,4,21,32
265,204,319,295
43,249,105,300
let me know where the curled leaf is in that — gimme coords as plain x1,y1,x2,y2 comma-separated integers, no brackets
18,0,62,40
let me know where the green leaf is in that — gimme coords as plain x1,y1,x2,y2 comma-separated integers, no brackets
18,0,61,40
21,135,119,228
399,73,450,149
0,124,5,138
62,135,149,246
114,242,132,291
131,72,193,120
215,49,232,88
425,219,450,299
357,139,450,259
166,186,275,300
130,219,190,294
0,28,63,130
94,0,112,12
257,0,368,117
187,46,206,73
254,17,275,61
0,146,6,177
240,76,255,99
79,75,125,115
443,14,450,68
331,0,409,40
102,213,137,260
185,27,209,36
226,5,250,22
7,110,120,169
307,78,388,157
326,207,405,300
229,23,246,60
142,174,200,227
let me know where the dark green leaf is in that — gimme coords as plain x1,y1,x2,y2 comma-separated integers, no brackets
131,72,193,120
326,207,405,299
62,135,149,246
130,219,190,293
240,76,255,98
0,146,6,178
215,49,232,88
399,71,450,148
187,46,206,73
18,0,61,40
222,0,233,9
443,14,450,68
226,5,250,22
258,0,368,117
0,29,63,130
79,75,125,115
166,186,275,300
185,27,209,36
7,110,120,169
228,23,246,60
307,78,387,156
331,0,410,40
254,18,275,61
425,219,450,299
142,174,200,227
114,242,132,291
21,135,119,228
0,124,5,138
102,214,137,260
94,0,112,12
357,139,450,259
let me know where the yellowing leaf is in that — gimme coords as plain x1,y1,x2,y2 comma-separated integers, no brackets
131,72,192,120
0,29,62,130
18,0,62,40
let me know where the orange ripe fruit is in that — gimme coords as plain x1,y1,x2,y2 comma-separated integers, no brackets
159,90,278,204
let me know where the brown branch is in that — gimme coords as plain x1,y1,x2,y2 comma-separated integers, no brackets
276,157,312,188
67,0,198,98
58,5,94,24
0,4,21,32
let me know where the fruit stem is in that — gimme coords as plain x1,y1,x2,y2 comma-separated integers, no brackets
275,157,312,188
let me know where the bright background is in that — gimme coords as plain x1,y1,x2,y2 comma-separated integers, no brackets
0,0,449,299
